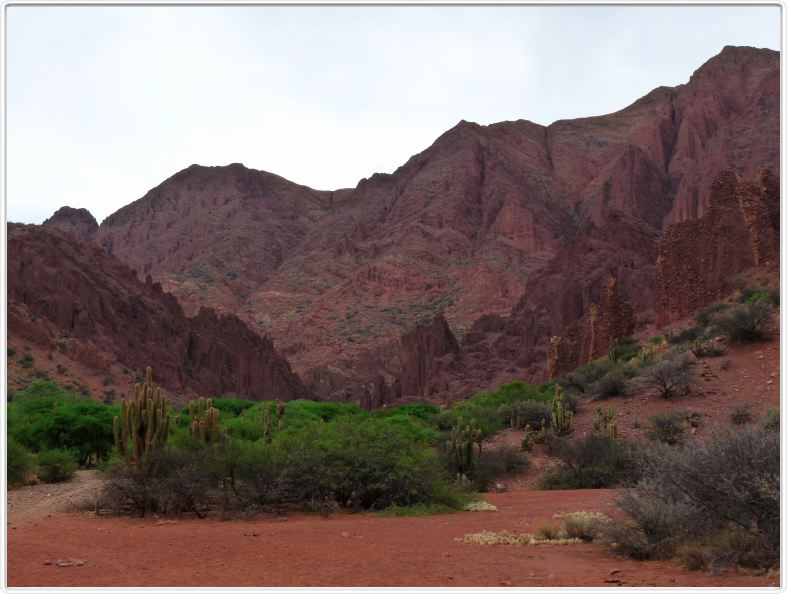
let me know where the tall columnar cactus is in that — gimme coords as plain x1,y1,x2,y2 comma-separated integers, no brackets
593,405,618,440
445,417,482,480
187,396,224,445
263,406,272,444
550,384,573,435
521,423,535,452
114,366,171,466
276,402,285,431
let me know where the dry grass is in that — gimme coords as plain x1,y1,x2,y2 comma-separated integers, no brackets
456,530,580,546
463,501,498,512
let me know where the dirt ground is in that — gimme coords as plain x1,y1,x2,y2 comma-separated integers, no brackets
6,319,780,588
7,484,777,587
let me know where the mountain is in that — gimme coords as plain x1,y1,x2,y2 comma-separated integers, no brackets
8,224,310,402
29,45,780,404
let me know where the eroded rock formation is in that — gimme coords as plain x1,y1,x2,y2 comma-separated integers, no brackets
7,224,309,401
655,168,780,325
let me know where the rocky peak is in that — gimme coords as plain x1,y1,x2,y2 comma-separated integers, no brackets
42,206,98,242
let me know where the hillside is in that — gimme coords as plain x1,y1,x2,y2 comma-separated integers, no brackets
24,45,780,404
7,225,309,402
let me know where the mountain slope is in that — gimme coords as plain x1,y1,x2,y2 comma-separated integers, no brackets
8,224,310,402
48,45,779,403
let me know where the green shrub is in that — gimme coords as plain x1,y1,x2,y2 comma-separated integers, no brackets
632,353,697,399
607,336,641,362
20,354,34,369
7,347,16,357
467,445,529,491
711,301,774,344
36,449,78,483
739,286,779,307
759,408,779,432
667,326,704,344
645,411,685,445
26,400,116,465
694,302,731,327
499,400,550,429
563,359,617,394
540,435,637,489
589,367,632,399
7,438,36,486
381,403,441,421
274,416,445,509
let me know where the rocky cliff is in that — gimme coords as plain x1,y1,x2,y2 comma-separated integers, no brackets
32,46,780,405
655,168,780,325
42,207,98,242
7,224,310,402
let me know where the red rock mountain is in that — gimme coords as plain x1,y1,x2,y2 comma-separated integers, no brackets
42,206,98,243
25,46,780,405
655,168,780,325
8,224,309,402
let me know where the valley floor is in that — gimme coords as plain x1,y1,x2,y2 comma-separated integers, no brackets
7,483,777,587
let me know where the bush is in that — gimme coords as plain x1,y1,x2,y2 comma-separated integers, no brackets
588,367,633,399
563,359,617,394
36,449,78,483
274,416,445,510
730,405,753,425
612,427,778,570
607,336,641,362
7,347,16,357
468,445,529,491
560,511,611,542
499,400,551,429
759,408,779,432
667,326,704,344
711,301,773,344
26,400,116,465
739,285,779,307
645,411,685,445
20,354,34,369
540,435,637,489
694,302,731,327
8,438,36,486
633,353,697,399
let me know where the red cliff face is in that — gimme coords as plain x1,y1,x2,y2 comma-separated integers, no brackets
42,206,98,242
31,46,779,406
398,314,461,398
655,168,780,325
7,225,309,402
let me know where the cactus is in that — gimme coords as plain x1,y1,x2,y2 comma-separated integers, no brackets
276,402,285,431
186,395,224,445
114,366,171,466
521,424,535,452
263,406,272,444
593,405,618,440
445,416,482,479
550,384,573,435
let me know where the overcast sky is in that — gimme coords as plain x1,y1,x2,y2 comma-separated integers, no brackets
6,5,780,224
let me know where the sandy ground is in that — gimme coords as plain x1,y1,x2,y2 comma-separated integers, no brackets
7,487,777,588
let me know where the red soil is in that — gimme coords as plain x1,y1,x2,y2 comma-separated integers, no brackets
7,489,776,587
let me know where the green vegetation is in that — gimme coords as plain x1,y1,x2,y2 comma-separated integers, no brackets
540,435,637,489
645,411,686,445
36,449,78,483
7,438,36,487
9,381,116,466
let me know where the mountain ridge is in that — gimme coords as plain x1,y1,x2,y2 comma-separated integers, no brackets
28,45,780,405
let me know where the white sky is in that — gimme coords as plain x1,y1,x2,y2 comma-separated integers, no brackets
6,5,781,224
